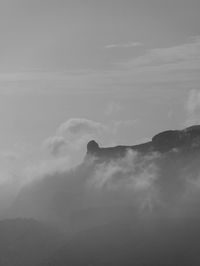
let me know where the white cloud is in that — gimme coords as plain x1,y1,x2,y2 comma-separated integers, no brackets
57,118,107,152
88,150,161,211
57,118,106,137
62,118,104,136
44,118,107,156
44,136,68,156
44,117,141,158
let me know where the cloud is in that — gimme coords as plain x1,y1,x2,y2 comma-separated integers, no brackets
21,156,71,186
109,36,200,88
44,118,107,156
88,150,160,211
124,36,200,68
0,151,19,162
105,101,123,116
44,117,142,157
7,150,161,224
1,37,200,94
105,42,143,49
114,119,138,128
44,136,68,156
57,118,106,137
3,137,200,236
185,89,200,125
112,119,139,135
8,145,200,228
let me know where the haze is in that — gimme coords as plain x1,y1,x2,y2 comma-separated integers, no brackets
0,1,200,265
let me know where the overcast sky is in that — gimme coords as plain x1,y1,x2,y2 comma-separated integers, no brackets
0,0,200,180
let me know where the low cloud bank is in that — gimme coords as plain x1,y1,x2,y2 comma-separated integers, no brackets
1,146,200,233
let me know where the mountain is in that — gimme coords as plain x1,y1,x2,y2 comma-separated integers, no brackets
86,125,200,159
5,125,200,266
43,125,200,266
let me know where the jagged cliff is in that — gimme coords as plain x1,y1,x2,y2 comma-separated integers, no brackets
86,125,200,159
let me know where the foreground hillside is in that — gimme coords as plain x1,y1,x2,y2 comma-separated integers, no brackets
45,218,200,266
0,219,63,266
4,125,200,266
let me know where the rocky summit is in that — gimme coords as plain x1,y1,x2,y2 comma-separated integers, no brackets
87,125,200,159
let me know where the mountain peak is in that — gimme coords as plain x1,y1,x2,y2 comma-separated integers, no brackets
87,140,100,154
86,125,200,159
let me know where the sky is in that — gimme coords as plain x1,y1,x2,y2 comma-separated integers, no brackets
0,0,200,184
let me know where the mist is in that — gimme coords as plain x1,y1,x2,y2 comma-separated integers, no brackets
1,146,200,228
0,0,200,264
0,134,200,265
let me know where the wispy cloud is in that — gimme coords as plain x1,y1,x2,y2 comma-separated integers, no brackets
44,117,141,157
44,136,68,156
105,42,143,49
44,118,108,157
105,101,123,116
113,119,139,130
123,36,200,69
57,118,106,137
0,38,200,94
103,36,200,90
185,89,200,126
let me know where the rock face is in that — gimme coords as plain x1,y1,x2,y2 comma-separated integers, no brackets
152,130,182,151
86,125,200,159
87,140,100,154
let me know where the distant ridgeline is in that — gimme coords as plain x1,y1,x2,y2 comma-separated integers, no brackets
86,125,200,160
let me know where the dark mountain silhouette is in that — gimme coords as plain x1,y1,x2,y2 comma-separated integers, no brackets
86,125,200,159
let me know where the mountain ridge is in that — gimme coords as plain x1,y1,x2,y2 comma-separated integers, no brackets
86,125,200,159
